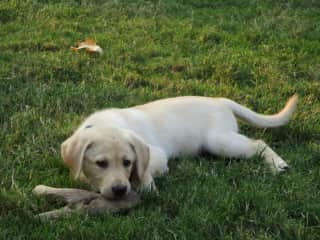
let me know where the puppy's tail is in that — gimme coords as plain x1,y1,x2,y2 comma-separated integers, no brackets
225,94,298,128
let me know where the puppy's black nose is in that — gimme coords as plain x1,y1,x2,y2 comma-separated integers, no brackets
112,185,127,197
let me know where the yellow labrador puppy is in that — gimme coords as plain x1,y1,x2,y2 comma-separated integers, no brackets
61,95,297,199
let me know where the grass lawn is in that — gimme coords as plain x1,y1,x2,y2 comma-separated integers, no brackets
1,0,320,239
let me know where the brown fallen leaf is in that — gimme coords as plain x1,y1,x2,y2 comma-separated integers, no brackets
71,38,103,55
172,64,187,73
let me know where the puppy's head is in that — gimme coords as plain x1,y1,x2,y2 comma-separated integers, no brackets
61,126,149,199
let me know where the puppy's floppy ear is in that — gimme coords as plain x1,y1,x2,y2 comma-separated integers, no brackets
129,132,150,186
61,133,92,179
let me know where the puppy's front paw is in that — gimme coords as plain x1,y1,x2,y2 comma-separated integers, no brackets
143,181,158,193
139,175,158,194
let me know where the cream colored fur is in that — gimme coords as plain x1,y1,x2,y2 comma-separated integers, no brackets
60,95,298,198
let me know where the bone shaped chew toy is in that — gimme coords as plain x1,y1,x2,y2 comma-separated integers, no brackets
33,185,140,220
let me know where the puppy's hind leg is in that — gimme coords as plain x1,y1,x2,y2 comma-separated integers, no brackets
203,131,289,173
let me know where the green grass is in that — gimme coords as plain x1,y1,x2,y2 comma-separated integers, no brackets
1,0,320,239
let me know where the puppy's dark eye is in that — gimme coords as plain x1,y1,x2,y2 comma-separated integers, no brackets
123,159,131,167
96,160,108,169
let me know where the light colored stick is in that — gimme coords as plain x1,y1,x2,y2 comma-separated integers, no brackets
33,185,140,220
33,185,101,204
